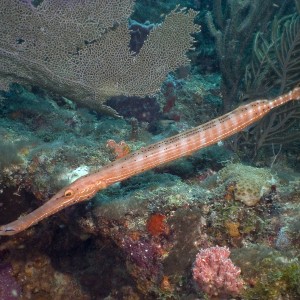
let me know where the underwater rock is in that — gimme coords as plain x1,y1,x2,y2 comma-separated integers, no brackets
232,245,300,299
218,164,276,206
0,262,21,300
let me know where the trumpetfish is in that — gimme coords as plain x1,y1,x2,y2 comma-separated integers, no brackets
1,88,300,236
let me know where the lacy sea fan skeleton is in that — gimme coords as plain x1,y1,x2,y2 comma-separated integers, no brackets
0,0,199,115
0,88,300,236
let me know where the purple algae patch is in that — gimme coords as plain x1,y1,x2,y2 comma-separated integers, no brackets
0,263,21,300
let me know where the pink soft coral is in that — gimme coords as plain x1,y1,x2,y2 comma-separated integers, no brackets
193,246,244,298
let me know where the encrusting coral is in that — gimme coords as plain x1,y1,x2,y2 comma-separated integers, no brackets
193,246,244,298
218,163,276,206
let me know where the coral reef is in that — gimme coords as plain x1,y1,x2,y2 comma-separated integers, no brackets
0,0,199,114
218,163,276,206
0,1,299,299
193,246,244,298
233,245,300,299
0,262,21,299
206,0,278,111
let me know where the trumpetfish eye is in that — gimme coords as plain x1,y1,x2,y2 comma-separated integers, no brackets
64,189,74,197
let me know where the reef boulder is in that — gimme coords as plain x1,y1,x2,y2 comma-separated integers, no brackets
218,164,276,206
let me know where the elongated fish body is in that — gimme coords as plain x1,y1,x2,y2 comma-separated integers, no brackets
1,88,300,235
